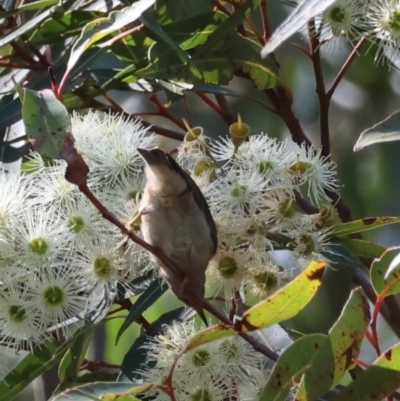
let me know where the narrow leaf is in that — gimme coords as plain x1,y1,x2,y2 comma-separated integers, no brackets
261,0,336,56
238,261,326,331
332,216,400,237
332,342,400,401
58,329,93,385
184,324,237,353
354,110,400,151
340,238,386,259
0,0,58,18
259,334,327,401
141,11,190,63
0,340,67,401
0,7,54,46
49,382,152,401
197,0,262,57
116,278,167,343
66,0,155,73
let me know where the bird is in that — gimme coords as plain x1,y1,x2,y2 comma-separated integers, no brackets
135,148,218,324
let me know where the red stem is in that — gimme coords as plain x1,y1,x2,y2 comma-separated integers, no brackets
150,93,187,130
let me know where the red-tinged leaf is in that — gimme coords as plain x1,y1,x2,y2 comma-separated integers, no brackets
66,0,155,74
370,246,400,296
332,342,400,401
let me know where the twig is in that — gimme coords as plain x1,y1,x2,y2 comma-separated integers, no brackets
327,37,366,99
265,87,312,147
215,94,235,125
150,92,187,130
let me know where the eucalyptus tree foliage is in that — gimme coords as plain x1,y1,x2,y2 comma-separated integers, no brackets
1,0,400,401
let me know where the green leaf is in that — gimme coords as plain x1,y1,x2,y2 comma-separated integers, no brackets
116,278,167,344
66,0,156,74
49,382,152,401
0,339,67,401
354,110,400,151
332,342,400,401
223,33,278,89
160,11,227,51
58,328,94,386
0,0,58,18
295,288,370,401
22,88,71,159
332,216,400,237
238,261,326,331
261,0,336,56
29,11,104,46
259,334,327,401
141,11,190,63
184,324,237,353
0,7,54,46
370,246,400,296
196,0,262,57
339,238,386,259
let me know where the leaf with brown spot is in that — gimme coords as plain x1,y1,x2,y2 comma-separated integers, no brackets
332,342,400,401
332,216,400,238
370,246,400,296
258,334,327,401
294,288,370,401
21,88,70,160
238,261,326,332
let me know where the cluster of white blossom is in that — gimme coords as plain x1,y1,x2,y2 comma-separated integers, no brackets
316,0,400,64
139,321,270,401
177,126,338,302
0,111,339,397
0,111,156,353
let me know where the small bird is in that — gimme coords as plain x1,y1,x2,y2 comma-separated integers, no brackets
136,148,217,324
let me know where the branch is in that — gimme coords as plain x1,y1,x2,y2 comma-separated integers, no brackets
327,37,366,99
308,20,330,157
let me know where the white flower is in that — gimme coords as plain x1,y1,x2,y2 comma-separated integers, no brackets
59,197,115,246
28,265,89,338
366,0,400,63
74,238,127,290
0,169,27,227
233,135,292,185
0,281,44,350
71,111,156,186
207,241,250,299
27,160,80,208
208,167,270,214
290,227,333,259
4,207,72,268
245,259,290,299
316,0,368,45
208,135,236,163
288,144,339,205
